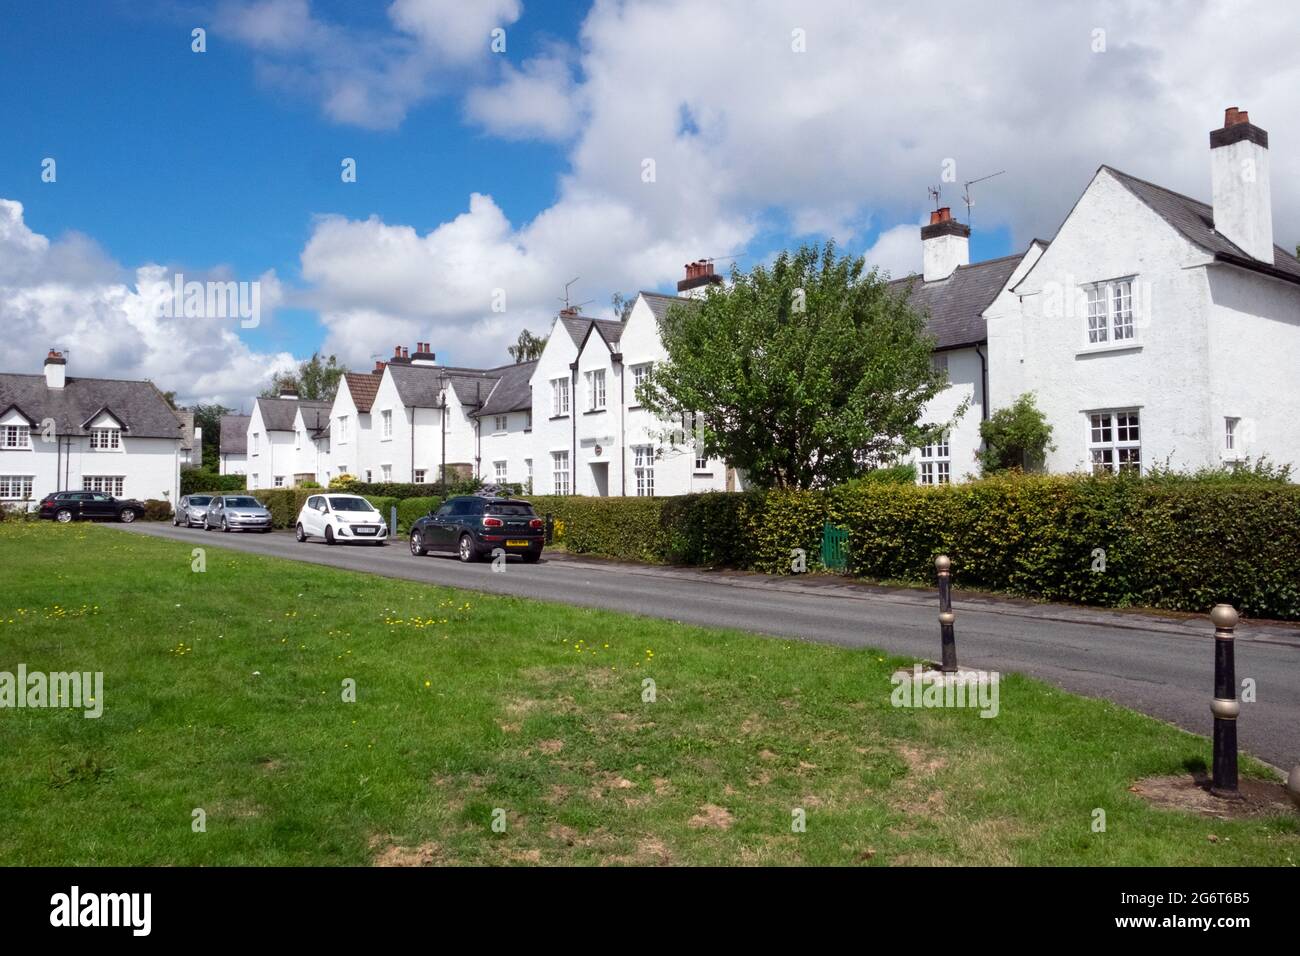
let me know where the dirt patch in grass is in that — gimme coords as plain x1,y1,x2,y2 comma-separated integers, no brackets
371,837,441,866
688,803,735,830
1131,773,1298,819
537,739,564,755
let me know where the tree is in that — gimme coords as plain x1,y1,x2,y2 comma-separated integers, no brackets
507,329,547,363
978,392,1054,474
610,292,635,322
260,353,347,401
637,242,956,490
192,402,232,471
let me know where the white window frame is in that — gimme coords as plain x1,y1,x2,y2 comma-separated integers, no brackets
551,378,570,417
364,469,373,483
273,475,285,488
414,469,426,483
631,364,651,404
251,431,260,457
381,409,392,440
931,353,949,374
493,415,508,434
0,475,35,499
1224,416,1241,458
1083,277,1138,347
634,445,656,497
379,464,392,481
552,451,570,495
494,460,507,483
2,425,32,450
524,458,533,491
587,369,606,411
918,434,951,486
90,427,121,450
337,415,349,444
83,475,125,496
1087,409,1142,474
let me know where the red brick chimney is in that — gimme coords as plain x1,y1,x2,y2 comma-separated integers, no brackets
677,259,723,298
921,207,970,281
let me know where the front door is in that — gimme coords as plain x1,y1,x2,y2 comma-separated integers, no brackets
590,462,609,496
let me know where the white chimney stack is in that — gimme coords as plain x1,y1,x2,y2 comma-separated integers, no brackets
43,349,66,389
921,207,970,282
1210,106,1274,263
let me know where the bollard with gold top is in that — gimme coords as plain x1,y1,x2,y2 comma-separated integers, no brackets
1209,603,1240,798
936,555,958,674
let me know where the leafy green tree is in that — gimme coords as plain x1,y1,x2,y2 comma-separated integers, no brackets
192,402,232,471
261,353,347,401
978,392,1054,474
637,242,955,490
507,329,547,363
610,292,635,322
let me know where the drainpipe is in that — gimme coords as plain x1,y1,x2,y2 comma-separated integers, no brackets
409,406,415,482
440,377,447,488
614,353,626,496
974,344,989,421
569,361,578,495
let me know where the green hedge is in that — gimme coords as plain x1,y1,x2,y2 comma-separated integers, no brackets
396,496,442,533
141,499,173,521
180,470,247,496
525,476,1300,619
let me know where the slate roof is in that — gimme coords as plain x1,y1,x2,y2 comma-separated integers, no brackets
474,361,537,417
0,372,185,439
298,402,331,435
385,363,504,409
887,253,1027,350
1102,166,1300,283
343,371,382,413
639,291,697,325
254,396,329,432
559,315,624,348
219,414,250,455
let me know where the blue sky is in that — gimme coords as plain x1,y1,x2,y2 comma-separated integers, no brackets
1,1,1292,405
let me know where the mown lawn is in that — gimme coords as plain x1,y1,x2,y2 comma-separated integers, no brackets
0,521,1295,866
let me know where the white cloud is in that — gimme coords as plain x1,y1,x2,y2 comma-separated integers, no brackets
216,0,523,129
0,200,296,407
863,220,924,280
465,50,580,141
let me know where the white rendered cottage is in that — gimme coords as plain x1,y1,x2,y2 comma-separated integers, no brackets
246,393,330,489
218,413,249,476
0,350,184,508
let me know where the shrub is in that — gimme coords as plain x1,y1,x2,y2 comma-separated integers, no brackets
248,488,315,529
329,474,357,490
396,496,442,533
180,470,247,496
362,496,400,528
349,481,447,500
141,499,173,521
524,475,1300,619
978,392,1054,474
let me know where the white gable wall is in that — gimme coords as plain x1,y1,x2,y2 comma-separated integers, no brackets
529,316,579,494
993,169,1218,474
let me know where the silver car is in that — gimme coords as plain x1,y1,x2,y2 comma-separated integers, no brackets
174,494,215,528
204,495,273,533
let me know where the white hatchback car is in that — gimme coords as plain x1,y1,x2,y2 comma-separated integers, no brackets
295,493,389,545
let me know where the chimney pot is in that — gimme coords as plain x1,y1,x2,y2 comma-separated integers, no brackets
394,345,402,357
1224,106,1249,127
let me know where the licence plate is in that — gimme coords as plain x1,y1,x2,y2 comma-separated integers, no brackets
506,539,531,547
355,527,377,535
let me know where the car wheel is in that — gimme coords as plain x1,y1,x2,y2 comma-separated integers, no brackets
522,550,541,564
410,530,427,556
457,533,477,563
295,523,307,542
119,509,137,524
55,509,73,524
325,526,335,546
172,513,180,526
221,517,229,533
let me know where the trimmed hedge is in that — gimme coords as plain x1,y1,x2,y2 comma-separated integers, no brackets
181,470,247,496
397,496,442,533
141,499,173,521
524,476,1300,619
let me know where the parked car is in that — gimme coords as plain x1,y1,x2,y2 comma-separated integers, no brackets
294,494,388,545
174,494,214,528
408,495,543,563
38,491,145,524
203,495,273,533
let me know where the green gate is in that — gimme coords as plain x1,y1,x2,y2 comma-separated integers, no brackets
820,522,848,572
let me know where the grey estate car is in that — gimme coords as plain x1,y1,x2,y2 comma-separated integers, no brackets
174,494,214,528
203,495,273,533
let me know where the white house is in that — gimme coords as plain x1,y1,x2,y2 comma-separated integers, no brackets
247,393,330,489
0,350,184,508
988,107,1300,476
218,413,249,475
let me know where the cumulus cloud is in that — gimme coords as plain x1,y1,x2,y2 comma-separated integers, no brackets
0,200,296,407
465,49,580,141
216,0,522,129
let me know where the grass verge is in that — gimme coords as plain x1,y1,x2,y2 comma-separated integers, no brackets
0,521,1295,866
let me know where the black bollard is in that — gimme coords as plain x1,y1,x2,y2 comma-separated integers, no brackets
544,513,554,545
936,555,958,673
1209,604,1240,798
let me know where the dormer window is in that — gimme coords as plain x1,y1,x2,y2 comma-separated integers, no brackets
2,425,31,449
90,427,121,450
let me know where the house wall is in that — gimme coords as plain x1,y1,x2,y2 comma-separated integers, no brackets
218,452,247,476
0,412,179,507
990,169,1218,474
1205,265,1300,473
325,380,371,483
530,316,579,494
477,407,535,489
908,346,984,481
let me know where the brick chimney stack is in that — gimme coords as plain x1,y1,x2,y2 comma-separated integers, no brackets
44,349,67,389
677,259,724,299
1211,106,1274,263
921,206,970,282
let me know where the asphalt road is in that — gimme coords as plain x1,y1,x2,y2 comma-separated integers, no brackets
115,522,1300,769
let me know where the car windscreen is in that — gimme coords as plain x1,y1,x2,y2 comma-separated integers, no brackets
486,503,534,515
225,497,261,508
329,497,377,513
189,496,212,505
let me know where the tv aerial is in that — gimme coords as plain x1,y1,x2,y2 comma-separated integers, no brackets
962,170,1005,227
